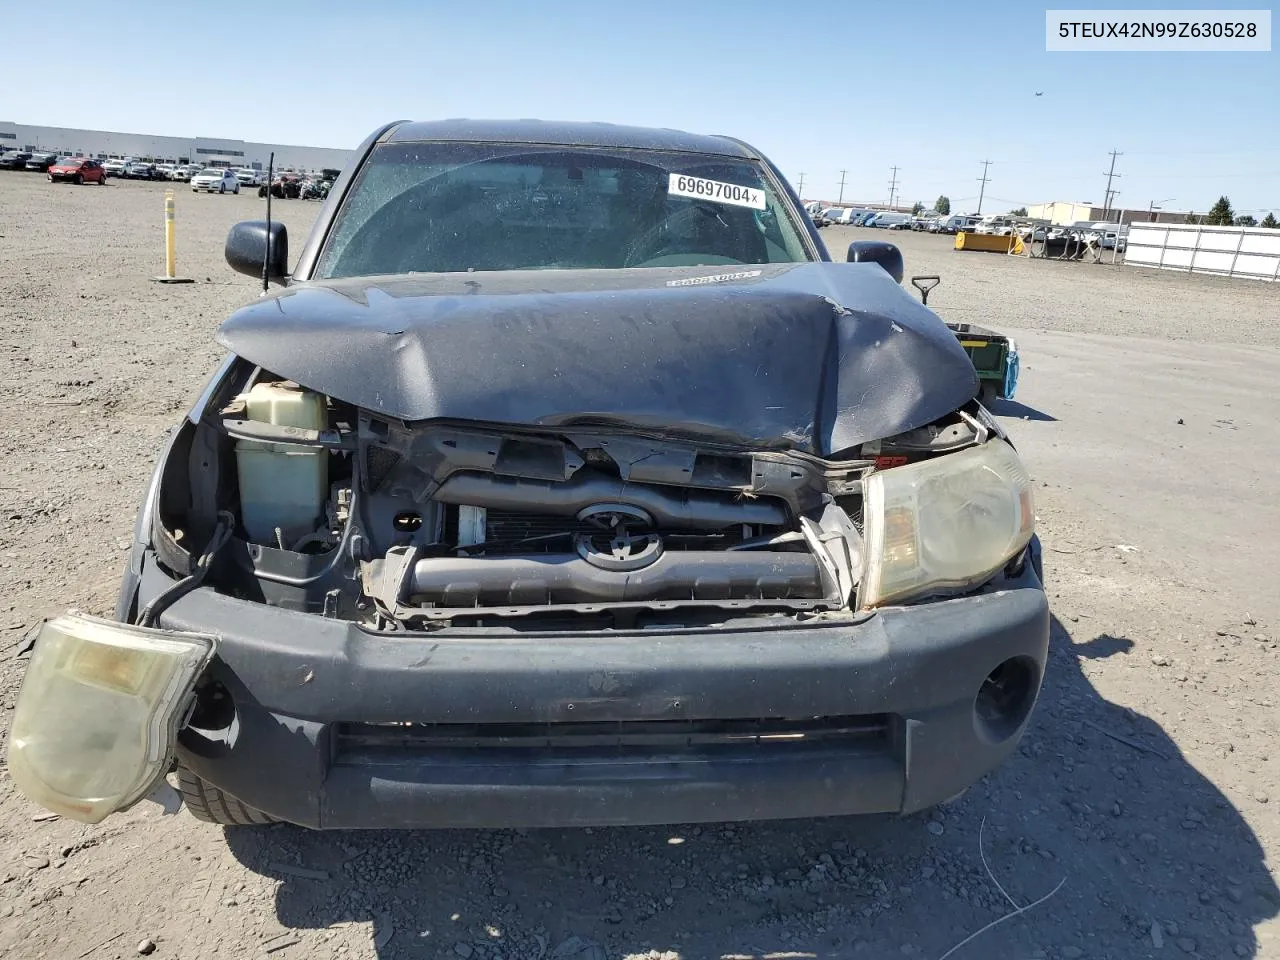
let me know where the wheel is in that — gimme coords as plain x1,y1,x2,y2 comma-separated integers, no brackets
219,183,225,194
233,183,239,194
979,380,999,407
177,765,276,825
73,173,83,185
47,174,53,182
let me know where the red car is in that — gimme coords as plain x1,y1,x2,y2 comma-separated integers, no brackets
47,157,107,185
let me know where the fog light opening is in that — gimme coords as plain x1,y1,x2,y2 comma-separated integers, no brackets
974,656,1037,743
187,680,234,733
181,679,240,753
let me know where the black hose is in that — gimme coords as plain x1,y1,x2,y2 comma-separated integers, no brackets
137,511,235,628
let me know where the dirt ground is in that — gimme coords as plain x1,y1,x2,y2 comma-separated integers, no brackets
1,174,1278,960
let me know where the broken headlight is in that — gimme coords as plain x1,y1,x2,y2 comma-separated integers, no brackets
860,440,1034,607
7,614,214,823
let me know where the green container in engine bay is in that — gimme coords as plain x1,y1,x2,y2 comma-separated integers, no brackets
910,276,1020,406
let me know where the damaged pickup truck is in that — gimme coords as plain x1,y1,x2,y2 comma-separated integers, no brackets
9,120,1047,828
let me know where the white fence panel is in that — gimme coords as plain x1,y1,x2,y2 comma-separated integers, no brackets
1126,223,1280,282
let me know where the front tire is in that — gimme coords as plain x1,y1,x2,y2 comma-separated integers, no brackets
177,765,276,826
219,183,225,194
233,183,239,194
73,173,83,185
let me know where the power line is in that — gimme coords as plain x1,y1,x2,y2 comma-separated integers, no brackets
976,160,992,215
1102,149,1122,215
837,169,847,203
887,165,900,209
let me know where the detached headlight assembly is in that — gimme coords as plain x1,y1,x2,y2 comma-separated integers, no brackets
7,614,214,823
860,440,1034,608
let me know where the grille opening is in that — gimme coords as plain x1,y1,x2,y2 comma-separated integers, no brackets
479,508,766,554
417,605,822,631
336,714,891,756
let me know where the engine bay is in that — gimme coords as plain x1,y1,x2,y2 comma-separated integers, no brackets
148,365,984,631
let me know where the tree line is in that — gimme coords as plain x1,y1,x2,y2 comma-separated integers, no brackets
1190,196,1277,228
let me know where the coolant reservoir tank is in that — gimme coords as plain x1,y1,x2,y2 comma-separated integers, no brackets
234,382,328,546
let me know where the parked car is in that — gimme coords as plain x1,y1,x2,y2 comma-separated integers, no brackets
102,158,128,177
47,157,107,185
0,150,33,170
125,160,157,180
974,216,1016,236
1084,223,1128,251
233,168,263,187
191,168,241,193
938,215,982,234
825,208,864,226
25,153,59,173
7,119,1046,832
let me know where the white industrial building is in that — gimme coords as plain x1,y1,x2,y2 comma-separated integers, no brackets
0,121,353,174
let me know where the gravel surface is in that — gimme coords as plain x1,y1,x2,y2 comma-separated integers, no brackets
1,175,1277,959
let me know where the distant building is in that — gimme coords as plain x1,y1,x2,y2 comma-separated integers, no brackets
807,200,915,214
0,121,352,173
1027,200,1191,226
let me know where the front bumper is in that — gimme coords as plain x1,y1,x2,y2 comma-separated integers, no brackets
144,544,1048,830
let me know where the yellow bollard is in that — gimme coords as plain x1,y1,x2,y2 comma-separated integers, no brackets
151,189,193,284
164,190,176,278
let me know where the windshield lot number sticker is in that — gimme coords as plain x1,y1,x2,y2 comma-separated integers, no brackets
668,174,766,210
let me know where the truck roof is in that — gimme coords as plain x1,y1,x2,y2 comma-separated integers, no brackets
384,119,759,159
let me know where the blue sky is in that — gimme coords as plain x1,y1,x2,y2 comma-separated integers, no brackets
5,0,1277,215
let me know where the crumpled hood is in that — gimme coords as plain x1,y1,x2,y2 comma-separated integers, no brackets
217,262,978,455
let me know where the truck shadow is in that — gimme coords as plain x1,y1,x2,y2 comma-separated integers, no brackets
226,614,1277,958
988,398,1058,422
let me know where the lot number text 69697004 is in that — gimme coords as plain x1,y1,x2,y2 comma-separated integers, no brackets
667,174,767,210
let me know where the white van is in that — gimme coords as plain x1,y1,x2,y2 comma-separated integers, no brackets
869,212,911,229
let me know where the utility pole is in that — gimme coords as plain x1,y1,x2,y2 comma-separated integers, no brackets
796,172,806,196
1102,149,1122,216
838,169,847,204
976,160,992,214
887,165,900,210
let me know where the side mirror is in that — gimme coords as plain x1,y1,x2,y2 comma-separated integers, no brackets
846,240,904,283
225,220,288,284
